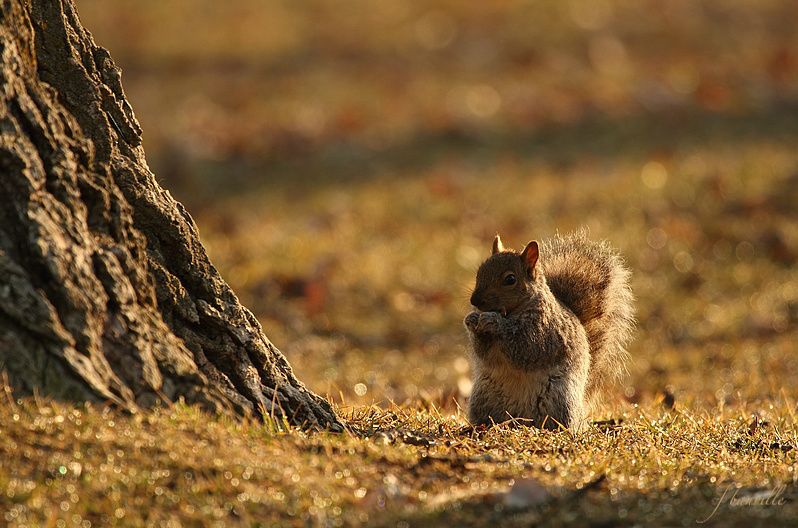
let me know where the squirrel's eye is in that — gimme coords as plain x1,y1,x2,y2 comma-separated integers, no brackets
502,273,517,286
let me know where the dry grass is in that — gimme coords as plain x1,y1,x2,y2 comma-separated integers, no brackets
4,0,798,525
1,389,797,527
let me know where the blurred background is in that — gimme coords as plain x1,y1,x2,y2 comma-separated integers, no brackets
75,0,798,413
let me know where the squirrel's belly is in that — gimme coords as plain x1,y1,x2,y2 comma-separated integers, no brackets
471,358,560,424
492,368,553,416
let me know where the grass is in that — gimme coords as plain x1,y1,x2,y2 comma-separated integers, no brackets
2,389,797,526
4,0,798,525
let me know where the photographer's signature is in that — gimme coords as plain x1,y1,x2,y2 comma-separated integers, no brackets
697,483,789,523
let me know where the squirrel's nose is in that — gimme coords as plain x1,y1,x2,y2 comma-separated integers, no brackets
470,292,481,308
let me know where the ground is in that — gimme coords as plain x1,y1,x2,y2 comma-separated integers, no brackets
2,0,798,526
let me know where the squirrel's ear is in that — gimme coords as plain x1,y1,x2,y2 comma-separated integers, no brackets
521,241,539,270
492,234,504,255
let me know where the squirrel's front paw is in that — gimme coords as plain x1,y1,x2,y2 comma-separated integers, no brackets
464,311,480,331
476,312,501,334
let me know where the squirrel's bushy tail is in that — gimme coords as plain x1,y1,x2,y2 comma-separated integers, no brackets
541,230,635,403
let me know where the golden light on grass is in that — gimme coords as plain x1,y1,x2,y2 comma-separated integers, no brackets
641,161,669,190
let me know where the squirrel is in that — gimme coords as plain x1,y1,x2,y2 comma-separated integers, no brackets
463,231,634,430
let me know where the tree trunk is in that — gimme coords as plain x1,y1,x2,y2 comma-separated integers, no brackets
0,0,342,430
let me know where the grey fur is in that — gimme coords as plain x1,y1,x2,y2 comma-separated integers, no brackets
464,231,635,429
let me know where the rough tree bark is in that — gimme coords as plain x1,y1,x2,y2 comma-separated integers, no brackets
0,0,342,430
